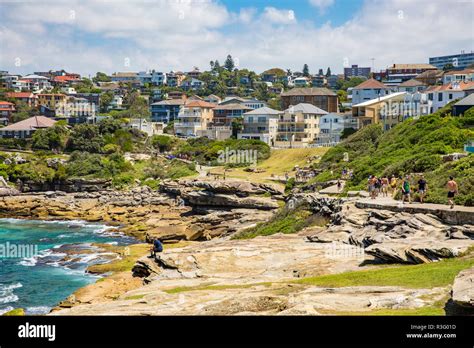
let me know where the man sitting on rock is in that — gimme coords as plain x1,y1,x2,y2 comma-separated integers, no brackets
150,238,163,259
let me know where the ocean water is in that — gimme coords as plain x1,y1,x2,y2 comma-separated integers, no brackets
0,218,137,315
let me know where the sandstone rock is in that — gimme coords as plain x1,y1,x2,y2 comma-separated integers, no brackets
452,267,474,308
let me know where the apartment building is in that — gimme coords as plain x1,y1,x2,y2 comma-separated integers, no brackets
238,107,281,145
351,78,392,105
280,87,338,112
150,99,186,123
274,103,328,148
174,100,216,137
212,103,252,126
0,101,15,124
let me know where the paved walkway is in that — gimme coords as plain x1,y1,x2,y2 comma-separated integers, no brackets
319,181,346,195
355,197,474,224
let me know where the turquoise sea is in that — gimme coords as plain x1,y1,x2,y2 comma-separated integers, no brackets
0,218,136,315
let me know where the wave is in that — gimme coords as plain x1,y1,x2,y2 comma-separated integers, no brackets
0,306,14,315
26,306,51,315
0,282,23,292
0,283,22,305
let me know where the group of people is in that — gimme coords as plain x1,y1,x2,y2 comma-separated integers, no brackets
367,174,459,208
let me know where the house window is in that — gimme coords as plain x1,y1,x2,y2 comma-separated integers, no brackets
428,93,433,101
438,94,443,102
449,94,453,99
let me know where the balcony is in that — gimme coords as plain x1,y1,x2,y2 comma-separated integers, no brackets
174,122,202,127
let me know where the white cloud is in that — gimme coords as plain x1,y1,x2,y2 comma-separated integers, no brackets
261,7,297,24
0,0,472,76
309,0,335,13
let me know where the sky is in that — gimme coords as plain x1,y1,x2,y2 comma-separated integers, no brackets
0,0,473,77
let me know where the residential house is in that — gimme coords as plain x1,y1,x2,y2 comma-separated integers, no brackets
56,96,97,118
111,72,139,83
352,92,428,130
281,87,338,112
51,74,80,87
0,101,15,124
293,77,310,87
186,68,201,79
167,91,187,100
37,94,67,109
238,107,281,145
311,75,326,87
396,79,428,93
326,75,339,89
424,81,474,113
351,78,392,105
181,78,204,91
219,97,266,110
442,69,474,84
126,118,164,136
212,103,252,126
108,95,124,111
174,100,215,137
0,116,56,139
74,93,100,108
429,52,474,70
316,113,354,145
274,103,328,148
344,64,371,80
452,94,474,116
204,94,222,104
414,70,444,86
150,99,186,123
22,74,52,91
5,92,38,107
166,71,186,87
386,64,438,82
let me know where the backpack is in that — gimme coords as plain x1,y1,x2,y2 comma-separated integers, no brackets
153,240,163,252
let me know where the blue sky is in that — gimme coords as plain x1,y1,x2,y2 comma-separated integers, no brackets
0,0,472,76
220,0,364,26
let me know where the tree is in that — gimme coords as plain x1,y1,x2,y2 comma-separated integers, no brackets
443,63,454,71
92,72,111,83
318,68,324,76
224,55,235,72
31,124,69,152
66,124,104,153
123,91,150,119
151,135,176,152
303,64,310,77
99,91,114,113
326,67,332,77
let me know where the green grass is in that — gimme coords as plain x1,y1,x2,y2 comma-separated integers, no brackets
163,282,272,294
295,257,474,289
314,105,474,204
232,207,328,239
124,294,146,300
2,308,25,316
226,147,328,183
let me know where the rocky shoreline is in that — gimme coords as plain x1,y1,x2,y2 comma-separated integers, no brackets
1,179,473,315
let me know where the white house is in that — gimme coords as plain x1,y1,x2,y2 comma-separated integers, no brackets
238,107,281,146
442,69,474,85
424,81,474,113
127,118,164,137
351,78,392,105
317,113,359,145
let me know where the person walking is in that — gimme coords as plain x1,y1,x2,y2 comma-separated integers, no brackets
381,176,389,197
401,176,411,204
390,175,398,198
447,176,458,209
417,175,428,204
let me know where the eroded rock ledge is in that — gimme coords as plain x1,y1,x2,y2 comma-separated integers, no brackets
306,202,474,264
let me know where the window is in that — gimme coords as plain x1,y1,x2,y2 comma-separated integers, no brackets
248,117,253,123
449,94,453,99
438,93,443,102
258,117,266,123
334,118,338,123
428,93,433,101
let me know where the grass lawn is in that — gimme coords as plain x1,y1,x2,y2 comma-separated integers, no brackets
216,147,329,184
295,257,474,289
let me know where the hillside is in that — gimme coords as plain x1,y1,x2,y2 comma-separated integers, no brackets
314,105,474,205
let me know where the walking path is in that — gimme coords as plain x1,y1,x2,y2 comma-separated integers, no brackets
356,197,474,224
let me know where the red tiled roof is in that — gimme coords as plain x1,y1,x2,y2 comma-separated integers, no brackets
425,81,474,92
185,100,216,108
353,78,389,89
53,75,80,82
5,92,36,99
0,101,14,106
